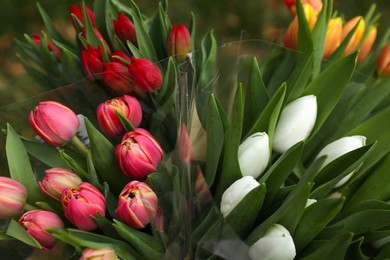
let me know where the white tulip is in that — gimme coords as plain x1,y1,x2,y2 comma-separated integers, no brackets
220,176,259,218
238,132,270,178
315,135,366,187
248,223,296,260
272,95,317,153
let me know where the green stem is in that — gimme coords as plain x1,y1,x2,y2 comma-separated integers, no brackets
69,135,89,157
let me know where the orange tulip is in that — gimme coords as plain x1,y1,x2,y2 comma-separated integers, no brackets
323,17,342,58
377,42,390,78
358,26,377,63
341,16,365,56
285,0,322,15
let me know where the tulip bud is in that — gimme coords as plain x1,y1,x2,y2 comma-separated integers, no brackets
102,62,133,93
113,12,137,44
0,177,27,219
115,181,158,229
62,182,106,231
220,176,260,218
285,0,322,15
284,4,318,50
238,132,270,178
323,17,342,59
167,24,191,62
357,26,377,64
97,95,142,137
377,42,390,78
29,101,80,147
128,58,163,93
38,168,82,201
80,248,119,260
110,50,132,65
272,95,317,153
70,4,95,30
18,210,64,250
341,16,365,56
248,224,296,260
115,128,164,179
32,34,62,60
315,135,366,187
81,45,104,80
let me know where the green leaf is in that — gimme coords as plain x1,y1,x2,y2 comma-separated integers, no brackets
59,150,89,180
286,53,313,101
294,197,345,251
303,52,357,137
226,183,266,238
6,219,42,249
93,0,113,43
6,124,47,203
127,40,143,58
267,52,295,96
115,110,135,132
54,41,84,83
204,95,224,187
84,117,129,193
311,0,328,77
192,207,222,243
296,0,314,52
157,57,177,105
22,138,68,168
81,1,100,47
373,242,390,260
149,2,172,60
113,220,163,260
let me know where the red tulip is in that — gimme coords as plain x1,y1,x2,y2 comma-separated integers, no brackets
70,4,95,30
38,168,82,201
62,182,106,231
115,128,164,179
115,181,158,229
0,177,27,219
128,58,162,93
110,50,132,65
167,24,191,62
32,34,62,60
81,45,104,80
19,210,64,250
377,42,390,78
29,101,80,147
113,12,137,44
285,0,322,15
97,95,142,137
102,62,133,93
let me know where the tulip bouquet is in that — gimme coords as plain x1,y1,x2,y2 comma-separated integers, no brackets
3,0,390,259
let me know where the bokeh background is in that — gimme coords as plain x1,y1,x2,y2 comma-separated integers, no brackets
0,0,389,107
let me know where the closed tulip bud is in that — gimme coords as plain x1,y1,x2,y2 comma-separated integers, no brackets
377,42,390,78
358,26,377,64
167,24,191,62
29,101,80,147
0,177,27,219
323,17,342,59
220,176,260,218
80,248,119,260
285,0,322,15
128,58,163,93
238,132,270,178
18,210,64,250
81,45,104,80
70,4,95,30
32,34,62,60
113,12,137,44
115,181,158,229
315,135,366,187
284,4,318,49
115,128,164,179
97,95,142,137
38,168,82,201
248,224,296,260
273,95,317,153
62,182,106,231
341,16,365,56
102,62,133,93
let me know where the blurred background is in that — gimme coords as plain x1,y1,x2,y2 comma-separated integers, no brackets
0,0,389,107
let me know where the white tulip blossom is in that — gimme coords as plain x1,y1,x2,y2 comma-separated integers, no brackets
315,135,366,187
248,223,296,260
238,132,270,178
273,95,317,153
220,176,260,218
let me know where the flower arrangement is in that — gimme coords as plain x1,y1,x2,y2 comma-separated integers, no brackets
2,0,390,259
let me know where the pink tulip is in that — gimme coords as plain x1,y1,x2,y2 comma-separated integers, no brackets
80,247,119,260
18,210,64,250
128,58,162,93
102,62,133,93
167,24,191,62
32,34,62,60
38,168,82,201
97,95,142,137
29,101,80,147
0,177,27,219
62,182,106,231
115,128,164,179
113,12,137,44
70,4,95,30
115,181,158,229
81,45,104,80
